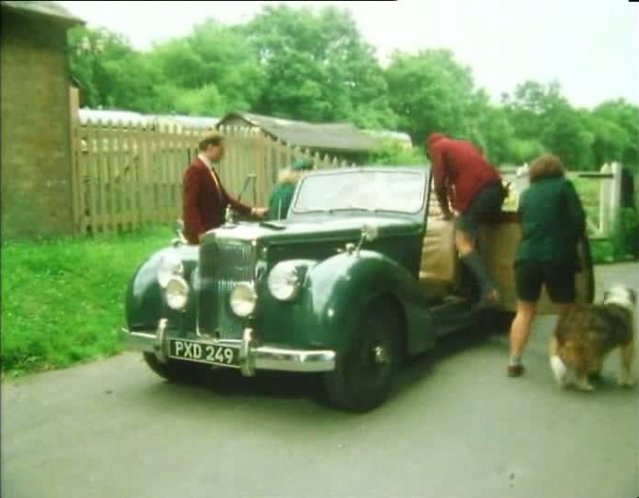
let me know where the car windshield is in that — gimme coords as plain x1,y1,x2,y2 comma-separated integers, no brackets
292,169,426,214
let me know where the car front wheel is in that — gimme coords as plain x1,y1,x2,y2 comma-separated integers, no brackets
323,299,402,413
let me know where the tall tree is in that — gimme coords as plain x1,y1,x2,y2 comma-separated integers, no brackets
542,106,595,169
384,49,476,143
592,99,639,169
502,80,598,169
149,19,263,115
501,80,567,139
68,26,160,112
581,112,630,166
466,91,517,165
244,5,396,127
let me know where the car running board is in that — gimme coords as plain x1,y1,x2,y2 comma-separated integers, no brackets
428,297,474,338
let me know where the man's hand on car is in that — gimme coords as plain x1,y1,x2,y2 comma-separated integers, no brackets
251,207,268,219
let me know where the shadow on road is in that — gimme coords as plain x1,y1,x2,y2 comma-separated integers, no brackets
396,313,509,395
137,314,511,413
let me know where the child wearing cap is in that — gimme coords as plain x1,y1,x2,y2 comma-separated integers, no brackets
267,158,314,220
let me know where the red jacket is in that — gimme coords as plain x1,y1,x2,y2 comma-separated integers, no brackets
426,133,501,213
182,157,252,244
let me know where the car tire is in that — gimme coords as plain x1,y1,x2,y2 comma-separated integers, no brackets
323,299,402,413
142,352,205,383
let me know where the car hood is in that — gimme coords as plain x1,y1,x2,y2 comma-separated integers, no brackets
201,216,422,246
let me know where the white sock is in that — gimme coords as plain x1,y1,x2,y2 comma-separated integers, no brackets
550,355,568,386
508,355,522,367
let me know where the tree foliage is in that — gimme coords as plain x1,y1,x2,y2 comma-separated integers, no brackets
368,140,425,166
67,6,638,171
243,5,397,128
68,26,161,111
593,99,639,166
385,49,475,142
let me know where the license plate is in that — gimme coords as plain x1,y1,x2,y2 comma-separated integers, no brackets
168,339,239,368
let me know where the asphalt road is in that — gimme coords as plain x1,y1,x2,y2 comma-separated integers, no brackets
2,263,638,498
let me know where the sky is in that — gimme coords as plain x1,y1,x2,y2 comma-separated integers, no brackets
57,0,639,109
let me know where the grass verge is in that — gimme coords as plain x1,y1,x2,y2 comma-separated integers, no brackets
1,227,172,378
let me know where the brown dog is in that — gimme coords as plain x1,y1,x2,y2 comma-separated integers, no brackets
549,286,636,391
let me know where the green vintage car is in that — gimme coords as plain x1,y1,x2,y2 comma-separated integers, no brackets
123,166,593,412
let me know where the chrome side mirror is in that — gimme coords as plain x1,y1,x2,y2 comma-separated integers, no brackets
354,223,379,255
173,219,187,247
362,223,379,242
225,205,237,226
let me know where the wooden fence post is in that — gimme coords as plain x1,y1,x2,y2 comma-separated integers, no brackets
599,163,612,237
255,130,266,206
610,162,623,230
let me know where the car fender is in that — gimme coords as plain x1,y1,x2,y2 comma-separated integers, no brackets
125,244,199,330
298,250,431,354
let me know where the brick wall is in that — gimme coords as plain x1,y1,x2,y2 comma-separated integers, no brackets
1,12,75,239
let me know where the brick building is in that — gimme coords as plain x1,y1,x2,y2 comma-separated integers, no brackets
1,1,83,239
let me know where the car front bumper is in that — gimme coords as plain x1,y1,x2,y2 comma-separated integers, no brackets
123,319,336,376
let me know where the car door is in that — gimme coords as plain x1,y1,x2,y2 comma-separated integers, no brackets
478,213,594,314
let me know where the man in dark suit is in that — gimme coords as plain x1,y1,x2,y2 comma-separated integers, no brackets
183,132,267,244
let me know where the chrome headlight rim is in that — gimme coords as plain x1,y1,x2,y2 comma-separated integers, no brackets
229,282,257,317
158,250,184,289
165,275,189,311
267,261,302,301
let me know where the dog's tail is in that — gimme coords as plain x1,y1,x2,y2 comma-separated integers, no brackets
550,355,568,387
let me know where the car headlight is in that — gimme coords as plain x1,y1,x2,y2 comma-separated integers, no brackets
230,282,257,317
158,250,184,288
165,276,189,310
268,261,302,301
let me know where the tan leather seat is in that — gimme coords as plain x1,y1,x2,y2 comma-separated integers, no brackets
419,217,458,301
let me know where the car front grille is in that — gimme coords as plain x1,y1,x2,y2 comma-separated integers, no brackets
198,238,256,339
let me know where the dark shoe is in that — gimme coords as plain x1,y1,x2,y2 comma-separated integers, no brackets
507,364,525,377
588,372,603,383
473,289,500,311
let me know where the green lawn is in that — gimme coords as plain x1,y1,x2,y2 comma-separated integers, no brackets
1,227,172,377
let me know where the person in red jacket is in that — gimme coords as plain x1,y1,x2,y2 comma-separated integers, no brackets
426,132,505,309
182,132,267,244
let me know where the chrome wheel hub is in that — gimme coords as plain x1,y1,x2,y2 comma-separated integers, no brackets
373,345,389,365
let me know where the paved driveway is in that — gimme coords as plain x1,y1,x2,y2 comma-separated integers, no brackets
2,263,638,498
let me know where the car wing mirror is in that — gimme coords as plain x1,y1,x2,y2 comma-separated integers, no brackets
173,219,187,247
351,223,378,256
362,223,379,242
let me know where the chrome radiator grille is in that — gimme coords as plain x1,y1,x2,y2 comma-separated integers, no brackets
198,239,256,338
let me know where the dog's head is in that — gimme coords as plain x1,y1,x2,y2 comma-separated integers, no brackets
603,285,636,310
